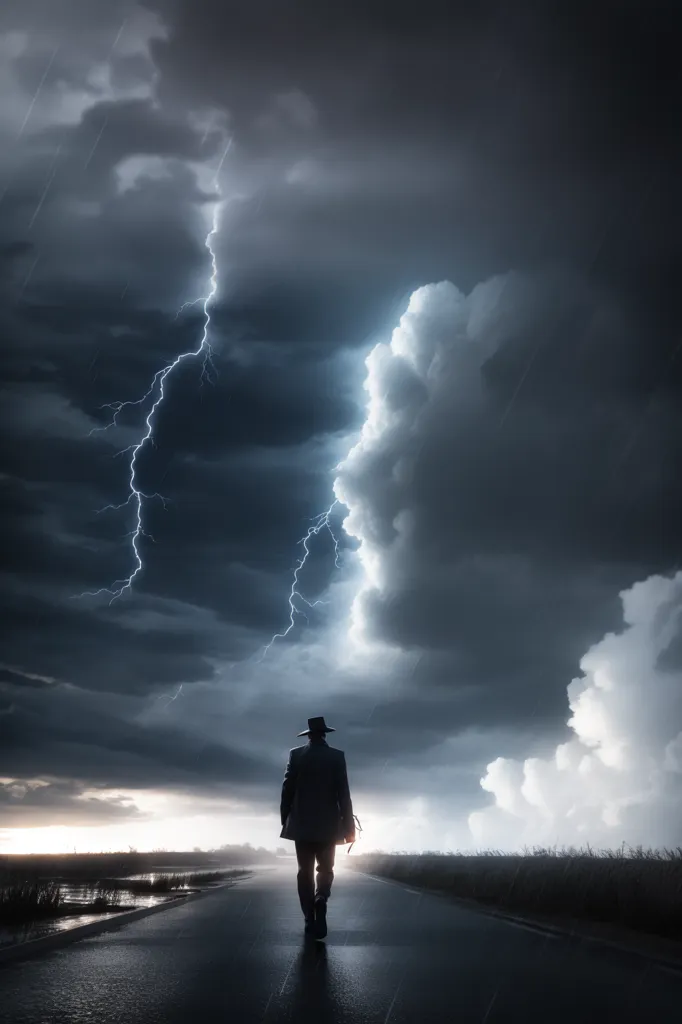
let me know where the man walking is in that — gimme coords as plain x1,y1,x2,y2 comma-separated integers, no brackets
280,716,355,939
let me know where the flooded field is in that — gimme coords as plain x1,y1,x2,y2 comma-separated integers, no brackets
0,866,252,950
58,881,179,908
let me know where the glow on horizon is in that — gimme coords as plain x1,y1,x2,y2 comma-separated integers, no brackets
0,819,274,856
0,804,453,856
0,827,368,856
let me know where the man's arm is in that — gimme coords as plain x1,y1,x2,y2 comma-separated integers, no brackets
280,749,298,826
337,752,355,841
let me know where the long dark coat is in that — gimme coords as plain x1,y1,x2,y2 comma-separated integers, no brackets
279,738,354,844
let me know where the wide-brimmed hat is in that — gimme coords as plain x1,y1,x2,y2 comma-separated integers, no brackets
297,716,336,736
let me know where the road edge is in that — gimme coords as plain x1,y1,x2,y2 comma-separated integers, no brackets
0,873,252,968
355,869,682,976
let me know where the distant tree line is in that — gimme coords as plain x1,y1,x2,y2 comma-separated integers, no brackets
0,844,278,881
209,843,277,864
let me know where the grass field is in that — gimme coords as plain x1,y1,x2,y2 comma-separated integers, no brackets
347,846,682,943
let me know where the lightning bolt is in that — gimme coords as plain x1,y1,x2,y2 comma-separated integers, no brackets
155,683,184,711
260,499,342,659
79,139,232,603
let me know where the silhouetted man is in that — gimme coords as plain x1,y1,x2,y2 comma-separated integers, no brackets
280,716,355,939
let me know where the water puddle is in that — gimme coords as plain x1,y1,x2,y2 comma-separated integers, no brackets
0,867,252,949
1,878,194,949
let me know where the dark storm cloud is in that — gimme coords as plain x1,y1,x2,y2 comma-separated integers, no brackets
0,0,354,723
1,0,681,840
0,678,281,795
36,96,210,171
0,665,56,688
0,588,218,695
146,0,681,302
0,779,145,828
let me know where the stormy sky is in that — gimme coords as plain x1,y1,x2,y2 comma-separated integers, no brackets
2,0,682,854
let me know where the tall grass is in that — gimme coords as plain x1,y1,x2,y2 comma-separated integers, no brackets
0,881,63,925
0,866,249,924
348,845,682,942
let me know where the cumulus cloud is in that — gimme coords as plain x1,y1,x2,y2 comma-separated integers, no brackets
470,571,682,849
337,274,616,697
334,277,682,848
335,275,515,648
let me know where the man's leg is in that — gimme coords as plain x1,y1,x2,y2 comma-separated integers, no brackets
314,842,336,902
312,842,336,938
294,841,316,922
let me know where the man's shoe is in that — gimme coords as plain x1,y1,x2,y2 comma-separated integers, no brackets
313,897,327,939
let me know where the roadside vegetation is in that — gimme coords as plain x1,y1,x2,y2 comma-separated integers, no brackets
0,881,64,925
0,852,253,927
348,846,682,943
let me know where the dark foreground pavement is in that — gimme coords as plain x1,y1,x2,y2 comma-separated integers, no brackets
1,861,681,1023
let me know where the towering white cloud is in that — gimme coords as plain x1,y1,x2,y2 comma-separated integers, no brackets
470,571,682,849
334,276,682,849
334,275,517,650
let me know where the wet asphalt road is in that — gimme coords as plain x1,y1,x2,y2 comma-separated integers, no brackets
1,861,681,1023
